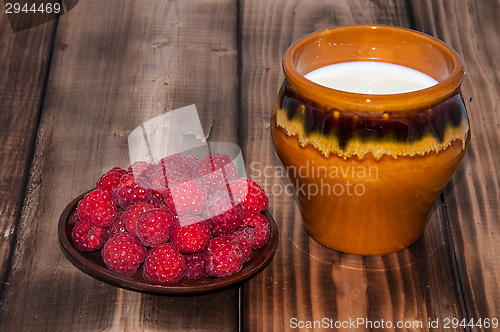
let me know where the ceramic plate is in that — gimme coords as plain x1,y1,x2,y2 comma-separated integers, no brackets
58,192,278,295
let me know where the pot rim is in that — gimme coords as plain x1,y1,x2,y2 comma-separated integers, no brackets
283,24,464,114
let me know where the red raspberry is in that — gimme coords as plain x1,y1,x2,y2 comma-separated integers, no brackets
195,175,221,196
128,161,155,179
195,154,238,182
194,154,238,194
135,208,176,247
183,253,207,280
122,202,154,234
148,194,168,209
228,232,253,263
111,173,151,208
103,210,128,241
72,212,81,225
71,218,105,252
143,244,185,283
173,175,191,185
238,213,270,249
77,189,117,228
149,164,188,197
230,178,269,214
164,179,207,216
205,236,244,277
203,192,243,236
101,233,147,277
183,154,201,177
171,215,211,254
96,167,127,193
157,153,189,171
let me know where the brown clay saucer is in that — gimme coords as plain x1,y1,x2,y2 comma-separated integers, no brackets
58,192,278,295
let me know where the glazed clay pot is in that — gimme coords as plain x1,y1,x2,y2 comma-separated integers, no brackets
271,25,470,255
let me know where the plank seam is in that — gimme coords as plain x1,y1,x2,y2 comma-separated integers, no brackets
0,9,61,302
237,0,243,331
237,0,243,156
404,0,416,31
406,0,472,328
440,191,472,332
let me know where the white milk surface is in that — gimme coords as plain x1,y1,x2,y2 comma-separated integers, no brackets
304,61,438,94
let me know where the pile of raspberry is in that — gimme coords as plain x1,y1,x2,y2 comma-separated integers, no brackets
71,153,270,283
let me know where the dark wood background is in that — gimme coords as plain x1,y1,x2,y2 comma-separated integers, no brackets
1,0,499,331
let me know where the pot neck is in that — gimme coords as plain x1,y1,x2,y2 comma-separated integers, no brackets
283,25,464,114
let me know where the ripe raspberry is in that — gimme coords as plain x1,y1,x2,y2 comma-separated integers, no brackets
148,195,168,209
71,218,105,252
128,161,155,179
103,210,128,241
230,178,269,214
171,215,211,254
122,202,154,234
194,154,238,195
183,253,207,280
111,173,151,208
96,167,127,193
149,164,188,197
157,153,189,171
173,175,191,185
238,213,270,249
101,233,147,277
72,212,81,225
164,179,207,216
203,192,243,236
135,208,176,247
183,154,201,177
228,232,253,263
77,189,117,228
143,244,185,283
195,154,238,182
195,175,221,196
205,236,244,277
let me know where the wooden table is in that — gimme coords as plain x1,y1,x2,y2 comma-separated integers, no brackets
1,0,499,331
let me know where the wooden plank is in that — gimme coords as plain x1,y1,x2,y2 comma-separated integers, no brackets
409,0,500,326
239,1,467,331
0,4,56,292
0,0,240,331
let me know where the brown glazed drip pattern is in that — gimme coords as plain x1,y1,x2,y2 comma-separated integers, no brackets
280,87,467,151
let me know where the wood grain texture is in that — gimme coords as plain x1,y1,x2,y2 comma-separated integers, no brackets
0,0,239,331
0,4,56,294
239,1,466,331
410,0,500,328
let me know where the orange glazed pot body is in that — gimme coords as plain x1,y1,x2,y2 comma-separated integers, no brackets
271,25,470,255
